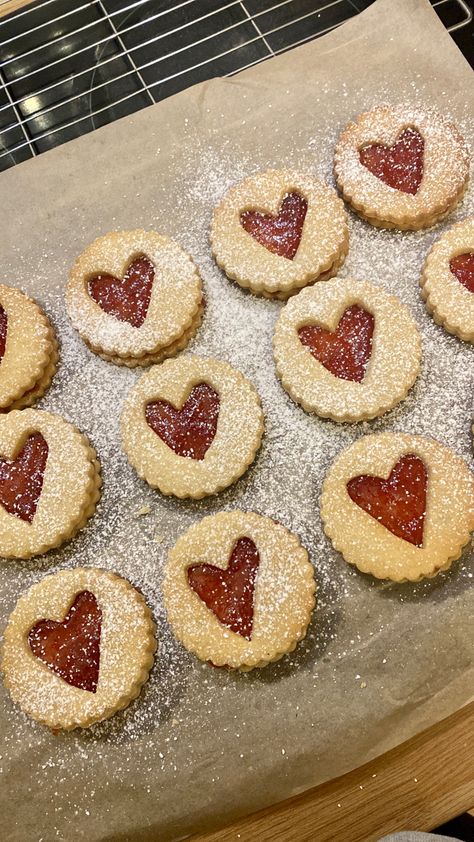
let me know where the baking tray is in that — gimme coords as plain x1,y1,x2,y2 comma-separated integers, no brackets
0,0,473,840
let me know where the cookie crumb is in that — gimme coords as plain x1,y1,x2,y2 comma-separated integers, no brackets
136,505,151,516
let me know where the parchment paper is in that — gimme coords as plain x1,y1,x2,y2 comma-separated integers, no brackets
1,1,473,839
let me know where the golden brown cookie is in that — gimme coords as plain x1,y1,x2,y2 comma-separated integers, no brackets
121,355,264,499
321,433,474,582
421,217,474,343
2,568,156,730
66,230,203,366
162,511,316,670
210,169,348,299
334,105,469,230
0,409,101,559
273,278,421,422
0,284,58,411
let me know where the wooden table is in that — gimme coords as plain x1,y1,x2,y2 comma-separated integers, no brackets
190,701,474,842
0,0,32,17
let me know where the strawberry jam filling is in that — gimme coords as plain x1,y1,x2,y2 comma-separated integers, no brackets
359,127,424,195
240,191,308,260
0,432,48,523
298,304,374,382
146,383,219,460
0,304,7,362
88,255,154,327
347,454,427,546
187,537,260,640
449,252,474,294
28,591,102,693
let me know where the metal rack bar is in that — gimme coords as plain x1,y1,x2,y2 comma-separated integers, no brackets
96,0,155,107
0,0,471,166
239,1,276,58
0,0,201,66
440,0,472,29
1,0,469,121
0,0,346,125
0,64,36,158
0,3,347,158
0,2,99,43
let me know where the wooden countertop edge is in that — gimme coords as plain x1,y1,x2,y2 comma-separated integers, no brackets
0,1,33,19
190,701,474,842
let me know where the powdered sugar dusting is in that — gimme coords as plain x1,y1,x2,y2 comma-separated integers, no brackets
0,41,473,842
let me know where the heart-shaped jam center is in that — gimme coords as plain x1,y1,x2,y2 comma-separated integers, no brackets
145,383,220,460
88,255,154,327
240,191,308,260
359,127,424,195
187,537,260,640
0,432,48,523
449,252,474,294
0,304,7,363
347,454,427,546
28,591,102,693
298,304,374,383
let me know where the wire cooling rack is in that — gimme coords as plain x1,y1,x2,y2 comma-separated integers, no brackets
0,0,472,171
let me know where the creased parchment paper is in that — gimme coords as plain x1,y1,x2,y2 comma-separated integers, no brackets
0,1,473,839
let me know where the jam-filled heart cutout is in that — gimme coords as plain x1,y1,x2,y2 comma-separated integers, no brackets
187,537,259,640
145,383,220,461
28,591,102,693
449,252,474,294
0,304,7,363
88,255,154,327
298,304,374,383
347,453,427,546
0,432,48,523
359,127,424,195
240,191,308,260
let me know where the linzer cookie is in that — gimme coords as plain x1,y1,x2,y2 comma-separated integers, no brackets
321,433,474,582
121,355,264,498
210,169,348,299
66,230,203,366
334,105,469,230
0,409,101,558
162,511,316,670
0,284,58,411
421,217,474,343
273,278,421,422
1,568,156,730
